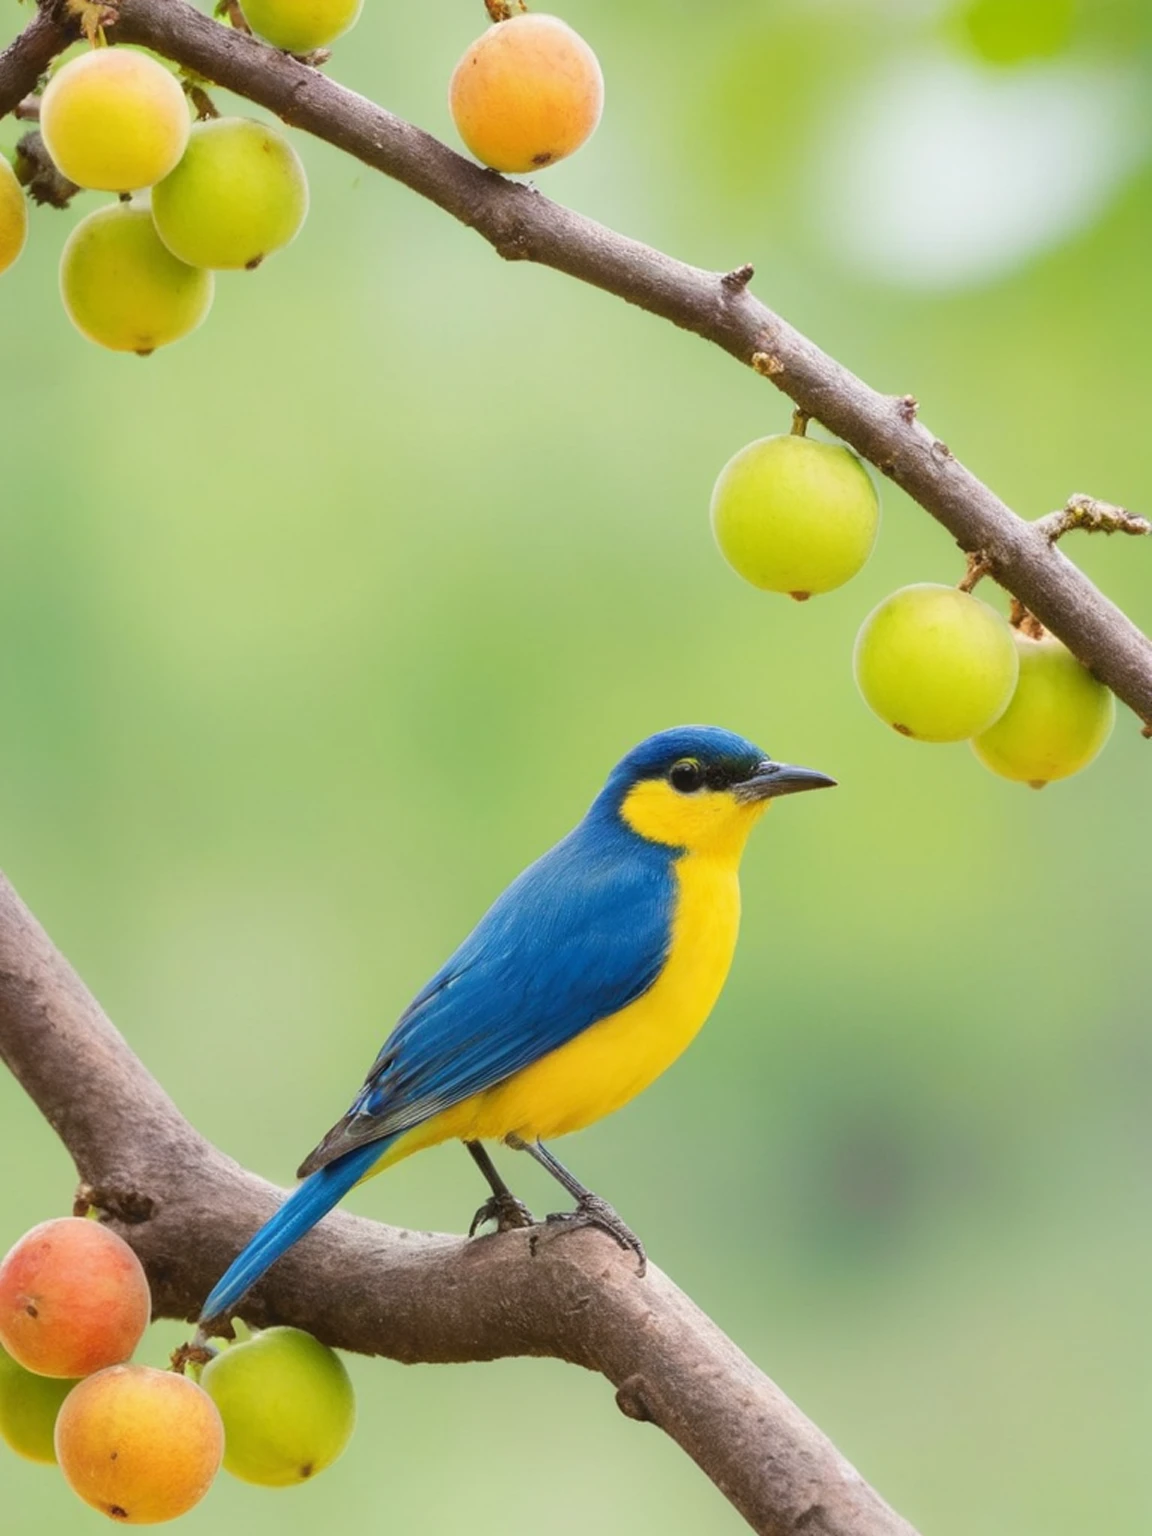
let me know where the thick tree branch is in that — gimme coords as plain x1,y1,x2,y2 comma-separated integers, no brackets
0,5,65,106
2,0,1148,729
0,869,917,1536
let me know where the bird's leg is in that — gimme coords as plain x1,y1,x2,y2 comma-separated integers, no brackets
505,1135,646,1275
465,1140,536,1236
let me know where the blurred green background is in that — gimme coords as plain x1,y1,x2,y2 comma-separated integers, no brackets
1,0,1150,1530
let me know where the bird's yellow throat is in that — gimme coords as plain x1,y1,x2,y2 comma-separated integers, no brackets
618,777,770,860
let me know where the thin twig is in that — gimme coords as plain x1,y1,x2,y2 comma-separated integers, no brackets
1035,493,1151,544
722,261,755,291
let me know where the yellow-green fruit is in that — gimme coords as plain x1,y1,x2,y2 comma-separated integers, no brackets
854,584,1019,742
710,434,880,599
239,0,362,54
60,203,214,356
201,1327,355,1487
0,156,28,276
152,118,308,270
972,633,1115,787
0,1345,77,1464
450,13,604,173
40,49,190,193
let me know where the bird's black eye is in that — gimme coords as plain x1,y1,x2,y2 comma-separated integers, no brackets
669,759,703,793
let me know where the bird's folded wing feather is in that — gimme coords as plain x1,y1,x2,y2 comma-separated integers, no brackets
297,829,675,1175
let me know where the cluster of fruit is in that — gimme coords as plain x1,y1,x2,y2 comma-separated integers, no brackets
0,1217,355,1522
0,6,603,353
0,1,1124,779
9,46,310,355
711,430,1115,787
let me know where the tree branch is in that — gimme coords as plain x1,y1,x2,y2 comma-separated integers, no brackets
0,6,66,107
1034,493,1151,544
0,868,918,1536
2,1,1150,728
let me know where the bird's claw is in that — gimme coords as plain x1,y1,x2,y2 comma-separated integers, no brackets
545,1193,647,1276
469,1190,536,1237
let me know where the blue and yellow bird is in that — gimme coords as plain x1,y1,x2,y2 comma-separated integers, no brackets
200,726,833,1323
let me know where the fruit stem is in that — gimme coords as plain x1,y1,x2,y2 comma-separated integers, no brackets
1009,598,1045,640
64,0,119,46
789,408,810,437
170,1339,217,1377
183,82,220,120
214,0,252,36
957,550,991,593
485,0,527,19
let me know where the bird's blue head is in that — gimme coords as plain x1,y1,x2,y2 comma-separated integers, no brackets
592,726,835,858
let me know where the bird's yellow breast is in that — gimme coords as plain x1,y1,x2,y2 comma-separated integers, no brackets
379,843,747,1167
475,845,742,1139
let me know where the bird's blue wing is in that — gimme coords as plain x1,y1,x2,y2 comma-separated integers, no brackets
297,822,675,1174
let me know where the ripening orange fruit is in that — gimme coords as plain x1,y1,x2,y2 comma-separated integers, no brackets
0,1219,150,1379
55,1366,223,1523
449,13,604,174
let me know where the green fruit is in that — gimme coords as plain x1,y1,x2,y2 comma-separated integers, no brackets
957,0,1077,66
0,156,28,276
201,1326,355,1486
40,49,190,193
239,0,362,54
152,118,308,270
60,203,214,355
854,584,1019,742
0,1344,77,1464
972,632,1115,787
710,434,879,600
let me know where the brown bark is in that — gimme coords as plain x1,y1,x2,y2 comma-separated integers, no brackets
0,870,918,1536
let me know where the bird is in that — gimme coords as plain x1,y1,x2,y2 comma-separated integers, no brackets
198,725,834,1326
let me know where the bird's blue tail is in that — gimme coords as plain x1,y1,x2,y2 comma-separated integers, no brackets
199,1138,391,1325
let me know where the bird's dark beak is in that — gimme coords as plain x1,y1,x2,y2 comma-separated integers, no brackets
734,759,837,802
